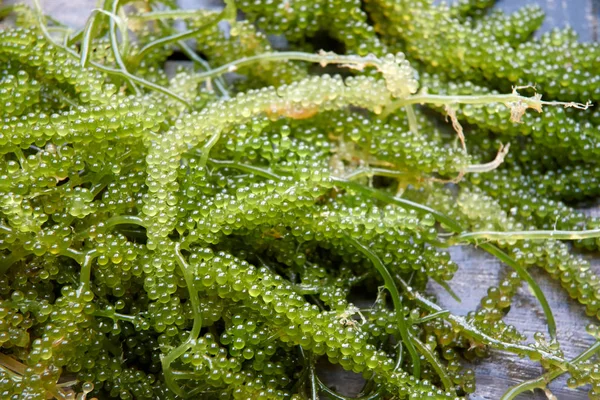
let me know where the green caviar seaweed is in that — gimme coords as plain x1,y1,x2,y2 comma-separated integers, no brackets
2,0,600,399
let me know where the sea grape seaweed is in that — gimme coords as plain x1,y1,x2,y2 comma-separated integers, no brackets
1,1,600,399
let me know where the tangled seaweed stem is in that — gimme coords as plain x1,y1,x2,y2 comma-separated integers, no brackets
500,341,600,400
396,93,589,108
396,275,567,368
77,249,98,294
190,51,408,86
343,234,421,378
457,228,600,242
60,247,85,266
411,333,455,392
331,177,463,232
132,8,231,66
393,341,404,373
344,167,410,181
156,20,230,98
307,352,319,400
205,157,283,181
161,242,203,398
74,215,146,240
125,6,230,96
0,224,11,235
32,0,191,107
383,91,591,119
129,9,207,21
92,309,138,324
414,310,451,324
478,243,556,340
342,152,508,181
462,143,510,173
96,1,131,73
199,132,224,167
405,104,420,135
98,63,190,105
77,1,139,93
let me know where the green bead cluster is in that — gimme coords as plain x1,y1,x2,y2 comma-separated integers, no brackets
0,70,41,117
237,0,384,56
466,5,544,45
2,1,600,400
0,28,112,105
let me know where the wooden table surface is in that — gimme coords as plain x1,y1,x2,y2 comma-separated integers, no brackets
3,0,600,399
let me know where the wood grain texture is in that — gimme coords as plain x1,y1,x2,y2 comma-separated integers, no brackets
2,0,600,399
